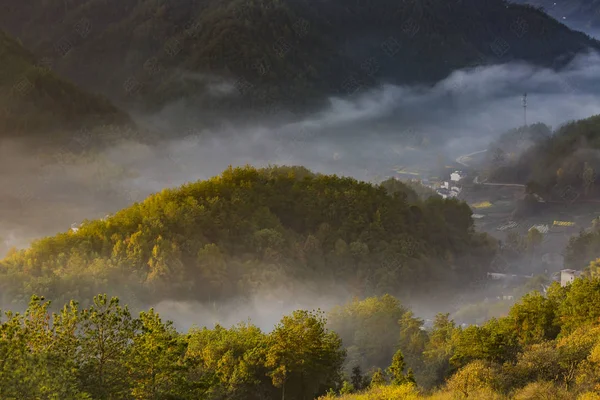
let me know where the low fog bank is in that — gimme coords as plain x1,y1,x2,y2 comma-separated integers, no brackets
151,285,352,333
144,277,516,332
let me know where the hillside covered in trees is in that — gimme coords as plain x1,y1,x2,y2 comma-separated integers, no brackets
328,264,600,399
565,223,600,270
486,115,600,201
5,260,600,399
0,29,130,138
0,165,496,308
1,0,598,114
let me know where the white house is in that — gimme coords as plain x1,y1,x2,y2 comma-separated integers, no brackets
451,171,466,182
560,269,582,287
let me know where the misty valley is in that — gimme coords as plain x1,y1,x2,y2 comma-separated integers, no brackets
3,0,600,399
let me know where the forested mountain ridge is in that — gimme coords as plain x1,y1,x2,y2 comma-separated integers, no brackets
1,0,598,114
0,165,496,307
512,0,600,32
0,29,131,138
487,115,600,200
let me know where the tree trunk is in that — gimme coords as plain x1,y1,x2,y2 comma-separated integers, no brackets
281,380,285,400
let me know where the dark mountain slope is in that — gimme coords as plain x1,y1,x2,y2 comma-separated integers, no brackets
0,29,131,138
1,0,598,115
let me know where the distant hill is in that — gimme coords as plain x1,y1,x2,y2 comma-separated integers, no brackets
487,115,600,200
1,0,598,115
0,165,496,307
0,30,131,139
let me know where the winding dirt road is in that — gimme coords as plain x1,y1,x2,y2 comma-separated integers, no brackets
456,149,488,167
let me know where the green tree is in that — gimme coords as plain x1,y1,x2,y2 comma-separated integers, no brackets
265,310,346,400
327,295,407,371
506,231,526,253
25,296,89,399
451,318,519,367
508,341,562,389
406,368,416,384
446,360,499,398
398,311,427,379
369,368,386,388
147,236,185,287
423,313,458,387
506,291,560,346
388,349,408,385
526,228,543,254
350,365,366,391
0,296,89,399
557,277,600,333
0,309,38,399
582,162,595,197
585,258,600,278
127,309,189,399
339,380,354,394
186,322,272,400
77,294,140,399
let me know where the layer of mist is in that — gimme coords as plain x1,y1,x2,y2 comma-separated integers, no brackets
3,50,600,326
153,286,351,332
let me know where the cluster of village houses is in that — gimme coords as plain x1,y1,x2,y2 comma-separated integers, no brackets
396,169,591,306
433,170,467,199
426,171,584,290
401,170,467,199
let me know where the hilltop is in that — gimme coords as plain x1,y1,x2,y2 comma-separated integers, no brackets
0,165,496,307
1,0,598,116
0,30,131,139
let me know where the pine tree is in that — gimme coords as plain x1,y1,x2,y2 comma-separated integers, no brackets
388,349,408,385
351,365,364,391
127,309,189,399
406,368,416,384
77,294,140,399
370,368,386,387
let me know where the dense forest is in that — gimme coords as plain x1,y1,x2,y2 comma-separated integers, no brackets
0,0,597,115
0,165,496,308
0,29,130,138
486,115,600,201
4,258,600,399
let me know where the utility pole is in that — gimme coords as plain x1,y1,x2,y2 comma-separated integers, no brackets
522,93,528,127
